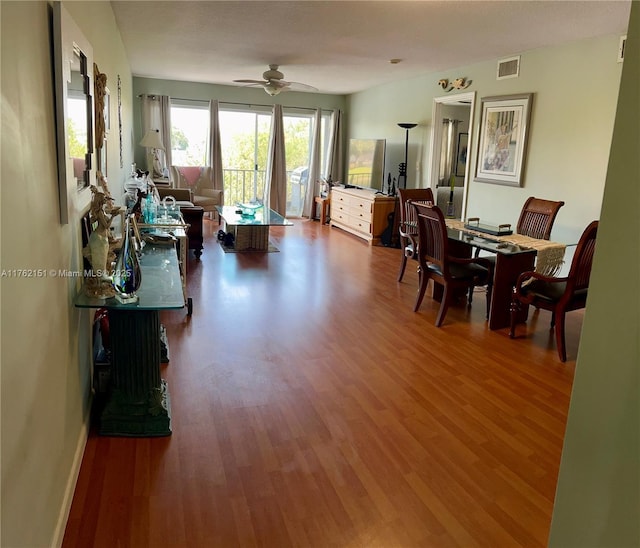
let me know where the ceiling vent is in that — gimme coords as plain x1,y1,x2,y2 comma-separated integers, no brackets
497,56,520,80
618,35,626,63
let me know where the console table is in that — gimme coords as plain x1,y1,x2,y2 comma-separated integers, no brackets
75,245,184,436
330,187,395,245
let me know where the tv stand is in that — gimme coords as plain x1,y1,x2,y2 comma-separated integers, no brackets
330,187,395,245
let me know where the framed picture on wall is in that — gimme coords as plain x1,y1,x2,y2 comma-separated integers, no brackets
475,93,533,186
455,132,468,177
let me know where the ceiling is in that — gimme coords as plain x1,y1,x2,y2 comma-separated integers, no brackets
111,1,631,95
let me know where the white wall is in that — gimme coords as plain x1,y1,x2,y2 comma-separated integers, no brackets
347,33,625,240
549,2,639,545
0,2,133,546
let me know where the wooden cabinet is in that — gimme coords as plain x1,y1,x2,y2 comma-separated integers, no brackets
330,187,396,245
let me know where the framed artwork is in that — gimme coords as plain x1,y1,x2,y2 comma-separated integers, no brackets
455,132,468,177
475,93,533,187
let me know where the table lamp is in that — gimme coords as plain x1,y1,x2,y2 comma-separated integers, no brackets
139,129,165,179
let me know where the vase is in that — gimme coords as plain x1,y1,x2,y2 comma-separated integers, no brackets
112,215,142,303
446,201,456,218
446,188,456,218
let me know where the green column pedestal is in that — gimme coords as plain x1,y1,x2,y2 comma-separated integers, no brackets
100,309,171,436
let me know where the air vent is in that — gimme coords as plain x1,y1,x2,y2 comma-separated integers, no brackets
497,56,520,80
618,35,626,63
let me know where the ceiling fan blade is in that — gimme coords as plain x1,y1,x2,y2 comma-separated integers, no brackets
286,81,318,92
233,79,267,84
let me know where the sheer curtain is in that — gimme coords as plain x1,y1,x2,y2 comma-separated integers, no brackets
264,104,287,215
327,109,344,184
141,94,171,177
207,99,224,192
302,109,322,218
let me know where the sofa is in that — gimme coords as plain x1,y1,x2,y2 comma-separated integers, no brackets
157,187,204,258
170,166,224,219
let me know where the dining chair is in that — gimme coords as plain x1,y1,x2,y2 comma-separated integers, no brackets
474,196,565,267
397,188,434,282
412,201,493,327
509,220,598,361
516,196,565,239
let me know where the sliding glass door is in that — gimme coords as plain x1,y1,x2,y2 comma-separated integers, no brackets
170,100,330,216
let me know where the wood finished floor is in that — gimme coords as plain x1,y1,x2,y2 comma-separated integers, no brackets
63,219,581,548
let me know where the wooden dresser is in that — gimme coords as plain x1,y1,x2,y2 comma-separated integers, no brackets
329,187,396,245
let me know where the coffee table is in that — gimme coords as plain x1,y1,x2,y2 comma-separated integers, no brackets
216,205,293,251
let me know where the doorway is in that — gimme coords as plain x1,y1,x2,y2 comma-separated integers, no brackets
428,92,475,220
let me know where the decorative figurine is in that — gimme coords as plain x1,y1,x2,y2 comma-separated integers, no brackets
83,186,121,298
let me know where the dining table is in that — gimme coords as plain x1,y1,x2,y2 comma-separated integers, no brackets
443,219,567,330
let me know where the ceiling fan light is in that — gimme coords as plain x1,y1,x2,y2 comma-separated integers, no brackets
264,83,281,96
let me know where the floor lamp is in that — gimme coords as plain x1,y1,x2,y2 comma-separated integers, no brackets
397,123,417,190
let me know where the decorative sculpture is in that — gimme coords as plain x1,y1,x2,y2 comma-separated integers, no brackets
83,185,121,297
438,77,472,92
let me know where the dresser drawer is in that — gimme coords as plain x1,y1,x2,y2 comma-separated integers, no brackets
347,198,371,217
348,217,372,235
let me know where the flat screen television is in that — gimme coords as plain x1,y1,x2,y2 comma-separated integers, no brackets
346,139,386,192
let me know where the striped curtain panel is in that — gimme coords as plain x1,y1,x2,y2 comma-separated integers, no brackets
208,99,224,193
264,104,287,215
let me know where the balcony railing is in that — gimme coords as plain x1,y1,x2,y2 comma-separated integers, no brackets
223,168,306,216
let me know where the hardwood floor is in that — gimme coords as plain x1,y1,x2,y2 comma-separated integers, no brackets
63,219,581,547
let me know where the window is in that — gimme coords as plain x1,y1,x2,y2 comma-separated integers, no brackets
170,100,332,215
219,108,271,204
170,99,209,166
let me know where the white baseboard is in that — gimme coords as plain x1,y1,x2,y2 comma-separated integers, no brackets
51,417,89,548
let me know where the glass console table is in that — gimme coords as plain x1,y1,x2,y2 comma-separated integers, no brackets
138,206,192,315
75,245,184,436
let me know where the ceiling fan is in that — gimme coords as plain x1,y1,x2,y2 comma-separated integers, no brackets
233,64,317,96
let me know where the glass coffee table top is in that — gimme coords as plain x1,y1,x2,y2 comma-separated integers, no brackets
216,205,293,227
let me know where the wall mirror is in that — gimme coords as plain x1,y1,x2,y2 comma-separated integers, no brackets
428,92,475,221
53,1,94,224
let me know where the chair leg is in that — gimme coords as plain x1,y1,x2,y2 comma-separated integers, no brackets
435,285,451,327
554,309,567,362
398,252,408,282
467,285,474,306
485,282,493,320
509,297,519,338
413,269,429,312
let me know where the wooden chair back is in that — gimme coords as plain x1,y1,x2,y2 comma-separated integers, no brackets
398,188,434,235
564,220,598,299
517,197,565,240
396,188,435,282
413,200,449,275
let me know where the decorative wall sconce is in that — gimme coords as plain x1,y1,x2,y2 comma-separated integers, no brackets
437,77,472,92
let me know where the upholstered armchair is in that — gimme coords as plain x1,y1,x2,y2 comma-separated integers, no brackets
170,166,224,219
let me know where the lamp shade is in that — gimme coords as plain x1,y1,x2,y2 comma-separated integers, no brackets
139,129,165,150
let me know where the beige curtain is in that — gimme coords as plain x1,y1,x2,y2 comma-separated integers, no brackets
141,94,171,177
327,109,344,184
160,96,172,174
264,104,287,215
207,99,224,192
303,109,322,218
